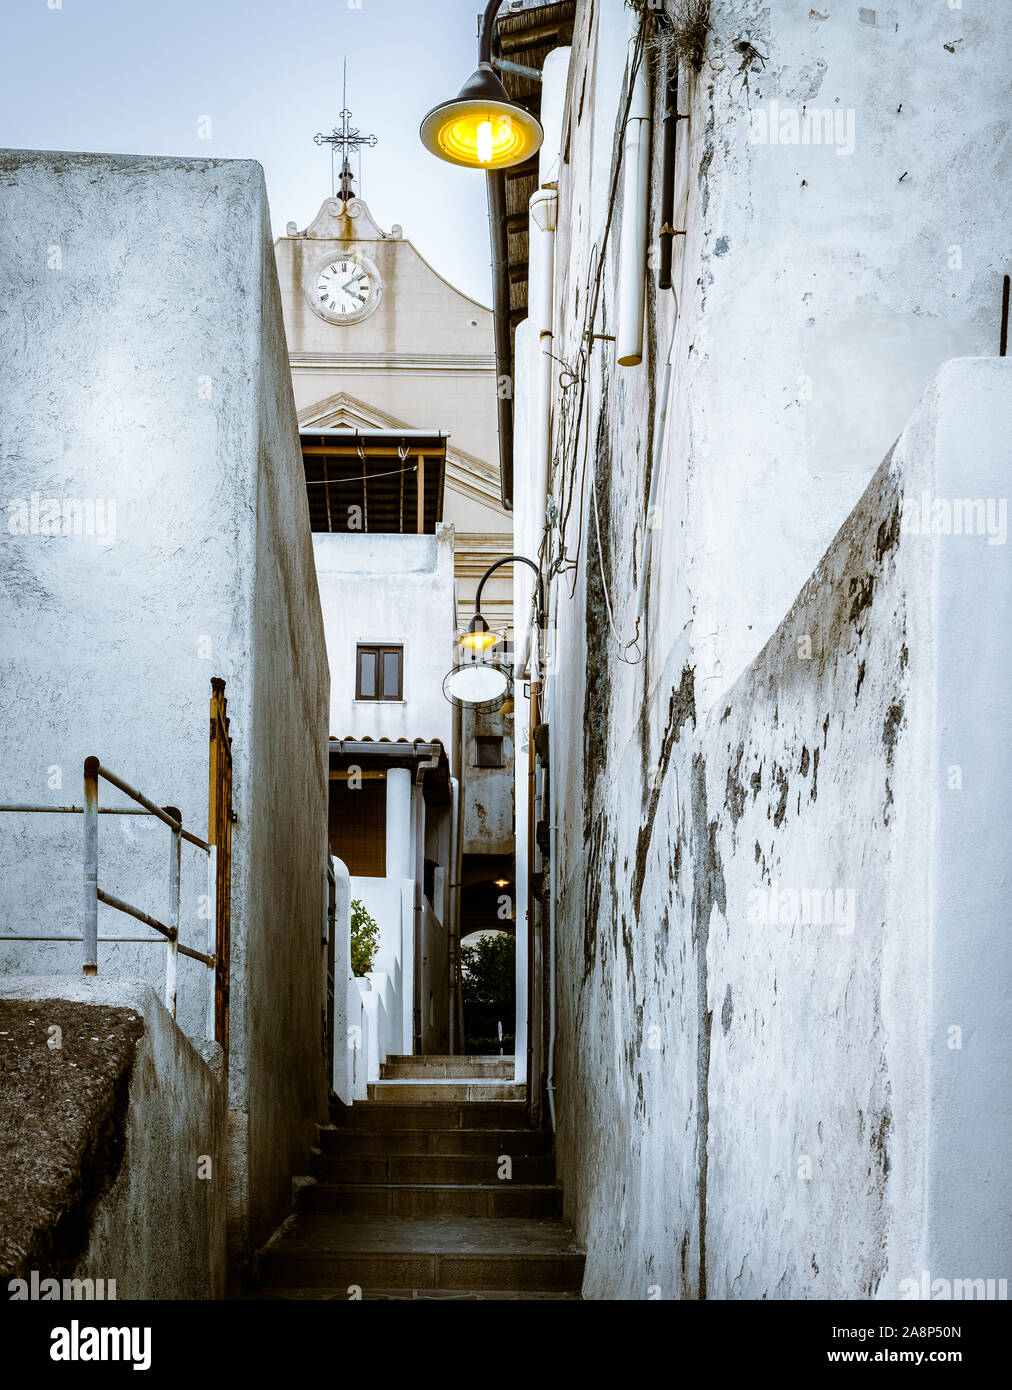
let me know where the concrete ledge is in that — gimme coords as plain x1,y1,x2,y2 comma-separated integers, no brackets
1,976,226,1299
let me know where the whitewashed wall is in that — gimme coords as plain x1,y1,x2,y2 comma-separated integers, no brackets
313,526,455,748
525,0,1011,1300
0,149,330,1276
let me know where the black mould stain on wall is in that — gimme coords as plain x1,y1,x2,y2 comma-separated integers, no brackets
633,663,696,919
690,752,726,1300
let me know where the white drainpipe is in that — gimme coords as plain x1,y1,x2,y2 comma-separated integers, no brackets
616,37,652,367
529,184,558,550
635,316,678,631
546,572,559,1130
448,775,461,1053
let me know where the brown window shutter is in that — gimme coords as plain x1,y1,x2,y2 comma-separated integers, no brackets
329,777,387,876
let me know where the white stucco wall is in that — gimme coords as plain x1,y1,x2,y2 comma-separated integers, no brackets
331,857,353,1106
314,524,455,747
520,0,1010,1300
555,0,1010,717
550,358,1011,1299
0,149,330,1276
352,875,413,1056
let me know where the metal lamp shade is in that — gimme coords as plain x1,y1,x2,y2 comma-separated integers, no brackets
420,64,543,170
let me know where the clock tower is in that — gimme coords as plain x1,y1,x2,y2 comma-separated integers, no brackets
275,173,513,637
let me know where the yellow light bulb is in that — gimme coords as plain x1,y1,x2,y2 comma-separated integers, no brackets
460,629,499,652
477,119,494,164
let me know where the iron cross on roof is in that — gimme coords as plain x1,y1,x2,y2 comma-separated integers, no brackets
314,62,378,202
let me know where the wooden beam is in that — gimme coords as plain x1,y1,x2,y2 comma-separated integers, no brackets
301,445,444,458
416,454,425,534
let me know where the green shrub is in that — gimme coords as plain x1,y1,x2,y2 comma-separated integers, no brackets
350,898,380,977
461,933,516,1053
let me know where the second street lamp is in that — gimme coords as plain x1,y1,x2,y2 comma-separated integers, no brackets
458,553,544,655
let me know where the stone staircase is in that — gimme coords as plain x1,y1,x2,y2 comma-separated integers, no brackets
252,1055,584,1299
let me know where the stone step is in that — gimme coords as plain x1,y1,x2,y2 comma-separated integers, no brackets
381,1058,514,1080
259,1214,585,1292
386,1055,515,1065
318,1126,552,1157
312,1152,555,1185
330,1101,531,1130
247,1287,581,1300
299,1182,563,1219
367,1080,526,1103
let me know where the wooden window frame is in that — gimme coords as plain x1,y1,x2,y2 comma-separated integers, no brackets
356,643,404,701
474,735,504,769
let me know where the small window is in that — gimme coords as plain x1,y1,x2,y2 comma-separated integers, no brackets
356,644,403,701
474,735,504,769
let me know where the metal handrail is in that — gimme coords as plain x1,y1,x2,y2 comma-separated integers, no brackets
0,762,216,1030
83,757,216,1023
0,803,151,815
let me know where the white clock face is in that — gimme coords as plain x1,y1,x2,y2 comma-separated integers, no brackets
314,256,377,322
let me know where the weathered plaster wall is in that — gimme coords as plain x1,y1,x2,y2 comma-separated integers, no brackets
2,977,226,1300
0,150,330,1280
231,184,331,1269
553,363,1010,1297
537,0,1011,1300
461,705,515,857
556,0,1010,716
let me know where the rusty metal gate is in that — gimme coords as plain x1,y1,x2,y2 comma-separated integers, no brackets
208,677,233,1056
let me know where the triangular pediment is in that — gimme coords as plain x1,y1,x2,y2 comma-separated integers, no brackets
298,392,504,510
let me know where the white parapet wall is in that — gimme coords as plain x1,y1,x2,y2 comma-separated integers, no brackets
552,358,1012,1299
351,874,414,1058
0,149,330,1276
331,857,353,1106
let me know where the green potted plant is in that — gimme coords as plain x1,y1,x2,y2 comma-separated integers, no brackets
350,898,380,979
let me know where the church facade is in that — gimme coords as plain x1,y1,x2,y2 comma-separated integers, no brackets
274,185,518,1063
274,192,514,636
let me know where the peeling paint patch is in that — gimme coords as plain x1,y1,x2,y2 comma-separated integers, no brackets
771,764,790,827
882,701,904,765
725,742,746,824
721,984,733,1035
633,664,696,917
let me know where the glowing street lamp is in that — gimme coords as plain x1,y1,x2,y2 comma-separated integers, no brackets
419,2,543,170
457,553,543,655
460,612,499,653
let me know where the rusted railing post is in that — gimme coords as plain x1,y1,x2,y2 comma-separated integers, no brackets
205,844,217,1038
164,806,181,1019
82,757,100,975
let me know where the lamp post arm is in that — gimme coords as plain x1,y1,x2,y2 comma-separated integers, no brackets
474,554,544,627
478,0,505,66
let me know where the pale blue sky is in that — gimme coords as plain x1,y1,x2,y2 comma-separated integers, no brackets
0,0,494,304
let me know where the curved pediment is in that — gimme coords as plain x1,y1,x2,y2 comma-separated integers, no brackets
288,196,401,243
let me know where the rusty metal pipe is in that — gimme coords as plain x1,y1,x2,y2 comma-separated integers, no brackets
83,757,99,975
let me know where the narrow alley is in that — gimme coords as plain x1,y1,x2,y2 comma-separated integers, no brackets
0,0,1009,1364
